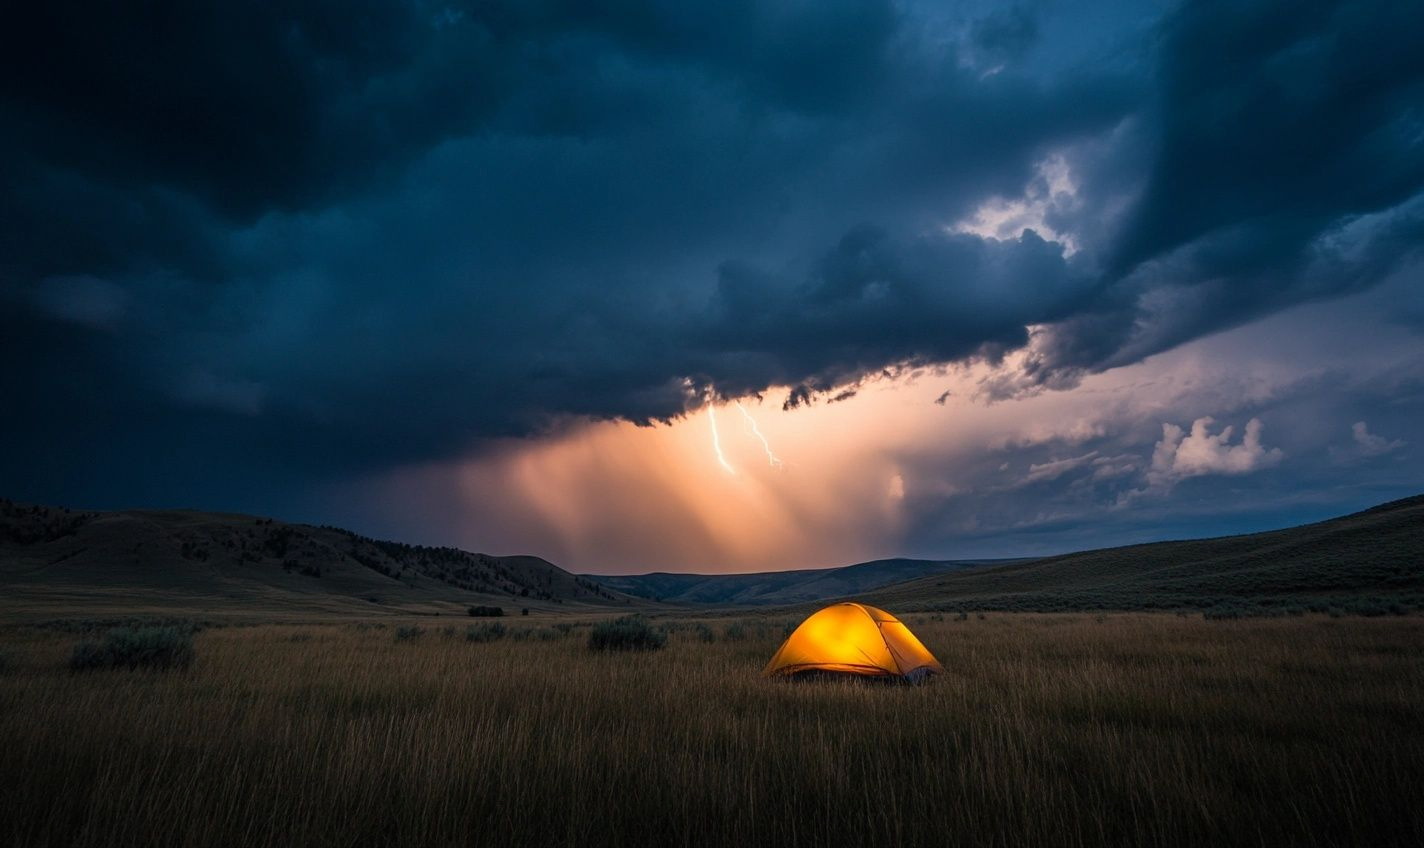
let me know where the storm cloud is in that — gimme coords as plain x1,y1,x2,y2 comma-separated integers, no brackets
2,0,1422,554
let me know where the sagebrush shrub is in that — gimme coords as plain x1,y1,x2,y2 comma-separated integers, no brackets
69,626,194,671
514,627,562,642
721,622,748,642
588,615,666,651
465,623,506,643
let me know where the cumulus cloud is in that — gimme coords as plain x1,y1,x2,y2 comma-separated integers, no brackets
1352,421,1406,456
1331,421,1406,463
1148,417,1283,487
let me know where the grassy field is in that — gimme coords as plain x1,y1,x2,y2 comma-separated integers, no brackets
3,614,1423,847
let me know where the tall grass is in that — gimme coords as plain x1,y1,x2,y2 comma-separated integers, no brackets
1,615,1422,847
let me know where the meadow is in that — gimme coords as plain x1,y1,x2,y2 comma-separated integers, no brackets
3,614,1422,847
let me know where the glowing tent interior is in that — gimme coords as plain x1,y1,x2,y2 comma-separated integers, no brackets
762,602,943,681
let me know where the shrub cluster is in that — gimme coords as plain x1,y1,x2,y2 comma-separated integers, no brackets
465,623,507,643
467,606,505,618
721,622,748,642
513,627,564,642
394,625,424,641
69,626,194,671
588,615,666,651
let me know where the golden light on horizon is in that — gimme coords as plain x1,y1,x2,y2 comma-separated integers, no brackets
359,380,940,573
346,349,1230,574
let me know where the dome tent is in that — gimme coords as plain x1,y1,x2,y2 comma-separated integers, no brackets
762,602,943,681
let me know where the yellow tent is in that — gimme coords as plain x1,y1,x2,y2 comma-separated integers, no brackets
762,602,943,681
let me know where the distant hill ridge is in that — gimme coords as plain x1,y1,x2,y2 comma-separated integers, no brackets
863,494,1424,615
3,494,1420,621
0,498,631,620
587,557,1024,605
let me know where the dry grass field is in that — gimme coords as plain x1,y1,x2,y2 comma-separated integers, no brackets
3,614,1423,847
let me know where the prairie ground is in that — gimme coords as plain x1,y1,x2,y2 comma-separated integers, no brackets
2,614,1422,847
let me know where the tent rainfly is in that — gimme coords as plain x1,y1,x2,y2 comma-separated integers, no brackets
762,602,943,681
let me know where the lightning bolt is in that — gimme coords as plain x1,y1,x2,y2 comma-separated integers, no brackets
708,403,735,474
735,401,785,469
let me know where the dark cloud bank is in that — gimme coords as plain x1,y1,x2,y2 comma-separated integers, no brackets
2,0,1422,531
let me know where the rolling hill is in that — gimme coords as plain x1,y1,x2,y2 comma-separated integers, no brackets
588,557,1015,605
0,499,634,622
5,493,1420,622
864,494,1424,614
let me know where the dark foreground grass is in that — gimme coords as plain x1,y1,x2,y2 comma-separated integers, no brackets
2,614,1422,847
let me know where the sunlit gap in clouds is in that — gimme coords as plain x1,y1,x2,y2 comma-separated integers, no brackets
358,381,934,573
344,360,1121,573
495,386,913,572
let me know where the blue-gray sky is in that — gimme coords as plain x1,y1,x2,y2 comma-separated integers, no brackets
2,0,1421,571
